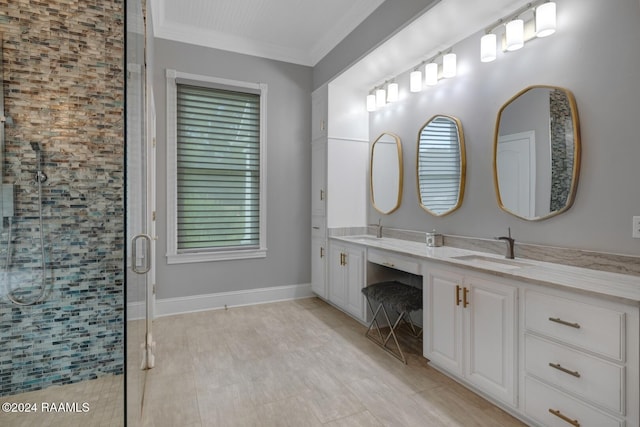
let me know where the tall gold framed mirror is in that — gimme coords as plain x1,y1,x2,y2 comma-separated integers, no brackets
494,85,581,221
416,115,466,217
370,132,403,214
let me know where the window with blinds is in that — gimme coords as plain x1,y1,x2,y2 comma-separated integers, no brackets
176,84,261,252
417,116,464,216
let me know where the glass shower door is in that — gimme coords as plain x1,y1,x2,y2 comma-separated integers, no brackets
126,0,151,423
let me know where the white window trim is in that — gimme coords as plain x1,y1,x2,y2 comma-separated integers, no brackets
165,69,267,264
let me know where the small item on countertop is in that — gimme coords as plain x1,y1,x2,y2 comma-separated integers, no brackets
426,229,443,247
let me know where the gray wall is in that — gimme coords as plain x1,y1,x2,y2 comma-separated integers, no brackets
154,40,313,299
313,0,439,90
369,0,640,256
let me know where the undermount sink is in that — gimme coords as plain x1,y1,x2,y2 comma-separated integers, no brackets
452,254,532,270
348,235,382,243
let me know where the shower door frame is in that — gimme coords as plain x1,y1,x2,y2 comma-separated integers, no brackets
125,0,155,422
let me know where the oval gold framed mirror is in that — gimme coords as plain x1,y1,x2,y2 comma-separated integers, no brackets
370,132,403,215
416,115,466,217
493,85,581,221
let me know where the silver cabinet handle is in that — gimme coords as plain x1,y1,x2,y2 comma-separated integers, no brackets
131,234,152,274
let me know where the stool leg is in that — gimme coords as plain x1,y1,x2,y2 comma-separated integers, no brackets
401,312,423,338
364,297,385,342
368,302,407,364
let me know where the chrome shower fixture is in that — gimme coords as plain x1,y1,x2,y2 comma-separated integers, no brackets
30,142,47,183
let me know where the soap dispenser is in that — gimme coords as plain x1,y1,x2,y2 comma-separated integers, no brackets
426,229,443,247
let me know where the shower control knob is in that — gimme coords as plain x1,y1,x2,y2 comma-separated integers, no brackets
34,171,47,183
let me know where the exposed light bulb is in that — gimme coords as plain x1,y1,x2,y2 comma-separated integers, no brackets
425,63,438,86
480,33,497,62
536,2,556,37
386,82,399,102
442,53,456,78
505,19,524,51
409,70,422,92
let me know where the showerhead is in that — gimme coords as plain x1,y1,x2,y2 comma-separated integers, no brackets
30,142,41,152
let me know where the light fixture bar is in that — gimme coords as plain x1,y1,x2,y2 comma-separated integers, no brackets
483,0,549,35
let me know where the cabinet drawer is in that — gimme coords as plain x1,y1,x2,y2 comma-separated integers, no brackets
525,334,624,414
524,290,625,361
524,376,622,427
368,249,420,275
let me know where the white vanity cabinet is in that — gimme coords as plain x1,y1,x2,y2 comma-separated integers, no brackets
311,140,326,217
424,266,517,406
310,83,367,302
521,285,638,427
311,85,328,141
311,216,327,298
328,241,365,322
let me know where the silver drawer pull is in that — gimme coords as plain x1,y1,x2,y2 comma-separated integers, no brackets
548,317,581,329
549,362,581,378
549,409,580,427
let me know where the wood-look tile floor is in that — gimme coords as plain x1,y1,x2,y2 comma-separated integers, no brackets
0,374,124,427
141,298,527,427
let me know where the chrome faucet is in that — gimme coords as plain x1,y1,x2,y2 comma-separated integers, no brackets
495,227,515,259
369,218,383,238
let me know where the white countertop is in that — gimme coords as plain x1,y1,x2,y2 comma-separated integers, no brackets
331,235,640,304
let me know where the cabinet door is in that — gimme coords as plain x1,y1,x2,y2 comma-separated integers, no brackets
424,269,464,375
311,236,327,298
311,87,328,140
328,245,347,310
311,140,326,216
344,246,365,321
465,276,517,406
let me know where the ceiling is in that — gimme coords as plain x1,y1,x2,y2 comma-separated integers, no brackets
150,0,529,88
149,0,386,66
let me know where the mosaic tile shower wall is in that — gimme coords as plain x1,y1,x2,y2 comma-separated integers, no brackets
549,89,573,212
0,0,124,396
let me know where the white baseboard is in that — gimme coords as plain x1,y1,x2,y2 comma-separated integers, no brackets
127,301,146,321
153,283,313,318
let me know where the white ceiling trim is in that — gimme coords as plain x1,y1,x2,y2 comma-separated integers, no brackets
307,0,385,66
150,0,385,67
153,22,315,66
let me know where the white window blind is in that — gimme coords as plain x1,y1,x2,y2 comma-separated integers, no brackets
176,84,260,252
417,117,461,215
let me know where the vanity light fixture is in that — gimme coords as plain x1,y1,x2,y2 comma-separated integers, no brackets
387,82,399,102
505,19,525,51
536,1,556,37
375,88,386,108
366,93,377,112
480,33,497,62
480,0,557,63
442,53,457,78
409,70,423,92
425,62,438,86
366,47,460,111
